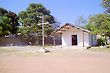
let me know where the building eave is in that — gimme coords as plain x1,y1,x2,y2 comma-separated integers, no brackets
51,23,90,36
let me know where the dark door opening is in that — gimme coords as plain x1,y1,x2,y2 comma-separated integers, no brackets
72,35,77,45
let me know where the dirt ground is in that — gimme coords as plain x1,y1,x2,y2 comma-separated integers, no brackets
0,47,110,73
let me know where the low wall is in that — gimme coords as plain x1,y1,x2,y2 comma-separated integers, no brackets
0,36,61,46
0,37,28,46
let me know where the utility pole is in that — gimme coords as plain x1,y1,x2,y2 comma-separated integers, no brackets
38,15,49,53
42,15,45,49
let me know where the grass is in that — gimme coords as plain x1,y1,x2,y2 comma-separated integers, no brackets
1,46,110,57
0,47,53,57
0,48,17,53
88,47,110,52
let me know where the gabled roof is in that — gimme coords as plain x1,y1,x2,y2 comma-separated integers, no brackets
51,23,90,36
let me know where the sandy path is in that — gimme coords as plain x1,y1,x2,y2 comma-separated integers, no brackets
0,49,110,73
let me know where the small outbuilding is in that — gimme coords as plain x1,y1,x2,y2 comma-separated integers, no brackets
52,23,97,47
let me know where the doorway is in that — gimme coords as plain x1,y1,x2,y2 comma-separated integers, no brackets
72,35,77,45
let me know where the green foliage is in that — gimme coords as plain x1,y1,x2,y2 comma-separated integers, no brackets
85,14,110,35
102,0,110,13
18,3,59,36
85,14,110,45
97,38,105,46
85,24,98,34
0,16,10,35
0,8,19,36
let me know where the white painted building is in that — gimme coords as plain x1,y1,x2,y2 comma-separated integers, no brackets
52,23,97,47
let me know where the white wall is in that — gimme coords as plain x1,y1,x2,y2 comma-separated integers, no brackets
61,27,90,47
62,31,71,46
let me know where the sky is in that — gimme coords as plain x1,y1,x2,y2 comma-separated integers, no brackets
0,0,104,24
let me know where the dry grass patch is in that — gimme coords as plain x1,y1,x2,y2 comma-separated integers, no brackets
0,48,17,53
89,47,110,52
0,47,70,57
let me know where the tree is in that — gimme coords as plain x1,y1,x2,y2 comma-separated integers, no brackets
0,16,10,36
18,3,59,36
85,14,110,45
102,0,110,13
0,8,19,36
0,8,8,16
74,16,87,27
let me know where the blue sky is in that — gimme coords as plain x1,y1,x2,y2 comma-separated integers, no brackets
0,0,104,24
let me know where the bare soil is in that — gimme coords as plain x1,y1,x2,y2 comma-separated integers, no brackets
0,47,110,73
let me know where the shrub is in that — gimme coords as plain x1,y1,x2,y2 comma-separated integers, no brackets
97,38,105,46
